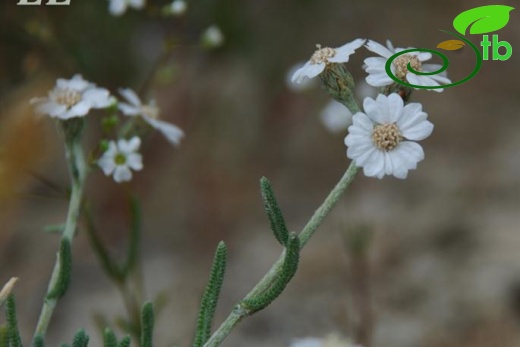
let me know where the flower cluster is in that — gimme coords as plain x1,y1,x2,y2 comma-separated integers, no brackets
32,75,184,183
291,38,444,179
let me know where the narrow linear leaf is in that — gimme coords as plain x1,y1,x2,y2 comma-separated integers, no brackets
32,334,45,347
0,278,18,308
6,295,22,347
0,325,9,347
103,328,117,347
117,336,131,347
122,196,141,276
436,39,465,51
241,232,300,313
72,329,89,347
140,302,154,347
260,177,289,246
47,238,72,299
453,5,514,35
192,242,227,347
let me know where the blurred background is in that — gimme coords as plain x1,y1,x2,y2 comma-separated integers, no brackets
1,0,520,346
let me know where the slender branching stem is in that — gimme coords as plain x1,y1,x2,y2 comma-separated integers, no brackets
203,162,360,347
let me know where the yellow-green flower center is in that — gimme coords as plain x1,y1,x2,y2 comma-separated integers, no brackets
393,54,422,80
310,44,336,65
372,123,403,151
115,153,127,165
55,89,82,108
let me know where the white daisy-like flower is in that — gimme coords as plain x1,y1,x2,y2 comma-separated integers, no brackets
108,0,145,16
364,39,451,92
320,100,353,134
170,0,187,15
291,38,366,84
31,75,112,119
345,93,434,179
118,88,184,146
98,137,143,183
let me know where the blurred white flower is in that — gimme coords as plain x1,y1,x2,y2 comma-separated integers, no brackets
118,88,184,146
170,0,187,15
202,25,224,48
290,334,361,347
98,137,143,183
291,38,366,84
31,75,112,120
320,100,353,134
345,93,433,179
364,39,451,92
108,0,145,16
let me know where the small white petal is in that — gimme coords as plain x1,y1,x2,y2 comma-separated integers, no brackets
362,97,383,123
35,101,67,117
68,101,91,118
118,88,142,107
144,117,184,146
363,56,387,68
365,40,394,58
129,0,145,9
396,141,425,164
83,88,112,108
126,153,143,171
385,93,404,123
362,150,385,178
109,0,127,15
417,52,433,61
291,61,325,84
114,166,132,183
351,112,373,133
365,73,392,87
98,156,116,176
328,38,365,63
118,137,141,153
118,103,141,116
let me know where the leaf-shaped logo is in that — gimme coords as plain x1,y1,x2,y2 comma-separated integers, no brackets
453,5,514,35
436,39,465,51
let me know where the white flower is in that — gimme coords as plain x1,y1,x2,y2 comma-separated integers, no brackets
31,75,112,119
170,0,187,15
291,38,366,84
118,88,184,146
320,100,353,134
98,137,143,183
201,25,224,48
363,39,451,92
345,93,434,179
108,0,145,16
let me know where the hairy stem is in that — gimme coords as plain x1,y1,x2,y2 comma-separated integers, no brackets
33,136,87,338
203,162,360,347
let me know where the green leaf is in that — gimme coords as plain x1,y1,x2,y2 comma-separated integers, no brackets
6,295,22,347
47,238,72,300
260,177,289,246
453,5,514,35
72,329,89,347
140,302,154,347
103,328,117,347
241,232,300,313
192,242,227,347
32,334,45,347
117,337,131,347
0,325,10,347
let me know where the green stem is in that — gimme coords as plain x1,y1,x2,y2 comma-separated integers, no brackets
33,136,87,338
203,162,360,347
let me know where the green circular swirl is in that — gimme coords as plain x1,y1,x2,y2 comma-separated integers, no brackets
384,30,483,89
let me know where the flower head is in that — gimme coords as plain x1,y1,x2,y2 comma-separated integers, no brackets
201,25,224,48
363,40,451,92
118,88,184,146
345,93,434,179
108,0,145,16
98,137,143,183
320,100,353,134
31,75,112,119
291,38,366,84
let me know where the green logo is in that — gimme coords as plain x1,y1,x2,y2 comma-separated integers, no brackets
386,5,514,89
